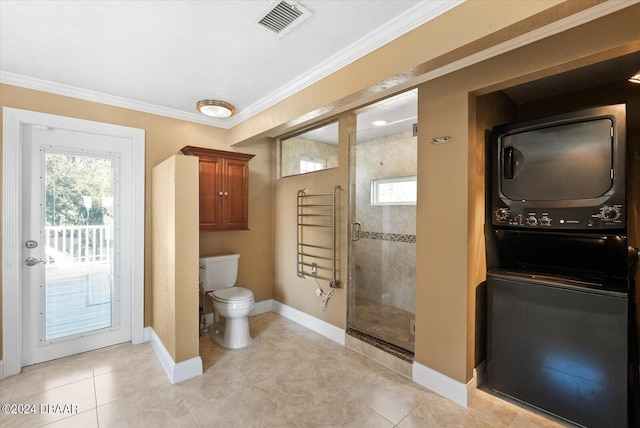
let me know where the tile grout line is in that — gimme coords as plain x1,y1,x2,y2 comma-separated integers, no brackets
93,367,100,428
362,402,402,427
5,377,16,403
394,411,412,427
174,383,202,427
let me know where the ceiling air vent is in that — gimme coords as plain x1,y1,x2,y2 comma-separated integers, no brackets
256,1,312,38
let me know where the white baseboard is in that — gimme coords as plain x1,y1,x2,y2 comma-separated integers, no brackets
202,299,274,328
206,299,345,345
412,361,476,407
143,326,152,342
149,327,202,384
251,299,274,316
269,301,478,407
150,299,480,409
271,300,345,345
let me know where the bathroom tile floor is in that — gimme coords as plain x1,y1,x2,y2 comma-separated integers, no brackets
1,311,572,427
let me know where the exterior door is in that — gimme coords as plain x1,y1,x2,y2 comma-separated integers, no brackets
21,124,133,366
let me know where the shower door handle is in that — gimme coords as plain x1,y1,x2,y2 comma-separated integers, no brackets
351,221,361,241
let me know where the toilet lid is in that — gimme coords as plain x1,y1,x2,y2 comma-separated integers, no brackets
212,287,253,302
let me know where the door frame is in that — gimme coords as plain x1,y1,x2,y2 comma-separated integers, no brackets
1,107,145,378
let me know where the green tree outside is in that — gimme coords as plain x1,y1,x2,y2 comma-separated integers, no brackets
45,153,113,226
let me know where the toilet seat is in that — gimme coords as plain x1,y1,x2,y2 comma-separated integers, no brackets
211,287,253,303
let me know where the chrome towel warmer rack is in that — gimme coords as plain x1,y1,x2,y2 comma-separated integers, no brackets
297,185,343,288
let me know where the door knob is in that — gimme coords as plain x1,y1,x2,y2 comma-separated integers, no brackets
25,257,47,266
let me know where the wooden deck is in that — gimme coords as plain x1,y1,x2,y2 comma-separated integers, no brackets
45,270,112,340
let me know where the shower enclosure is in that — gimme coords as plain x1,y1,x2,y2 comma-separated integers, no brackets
347,90,417,353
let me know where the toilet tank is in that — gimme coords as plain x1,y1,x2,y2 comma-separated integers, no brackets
199,254,239,292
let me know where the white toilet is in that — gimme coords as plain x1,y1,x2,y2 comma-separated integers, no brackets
199,254,254,349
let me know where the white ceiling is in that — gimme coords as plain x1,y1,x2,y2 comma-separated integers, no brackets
0,0,462,129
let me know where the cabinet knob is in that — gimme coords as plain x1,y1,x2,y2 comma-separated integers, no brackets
224,191,228,196
219,191,223,196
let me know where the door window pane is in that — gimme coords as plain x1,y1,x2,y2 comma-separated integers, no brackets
44,153,114,340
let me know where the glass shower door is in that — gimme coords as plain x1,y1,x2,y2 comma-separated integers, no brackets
348,90,417,353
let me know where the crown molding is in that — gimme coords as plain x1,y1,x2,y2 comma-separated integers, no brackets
230,0,637,127
1,1,464,129
226,0,465,127
1,0,635,130
0,71,231,128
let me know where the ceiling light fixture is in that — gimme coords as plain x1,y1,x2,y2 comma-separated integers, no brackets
372,120,388,126
196,100,236,118
629,72,640,84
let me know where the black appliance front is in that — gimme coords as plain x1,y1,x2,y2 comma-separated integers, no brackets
487,270,629,428
492,229,630,292
491,104,626,231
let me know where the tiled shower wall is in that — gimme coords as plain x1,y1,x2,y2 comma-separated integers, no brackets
354,131,416,313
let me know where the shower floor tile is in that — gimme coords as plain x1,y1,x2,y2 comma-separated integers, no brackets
351,297,415,353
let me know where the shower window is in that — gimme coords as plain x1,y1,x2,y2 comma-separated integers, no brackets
371,176,417,206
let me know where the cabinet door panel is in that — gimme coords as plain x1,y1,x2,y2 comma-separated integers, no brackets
181,146,253,231
223,159,249,229
199,158,221,230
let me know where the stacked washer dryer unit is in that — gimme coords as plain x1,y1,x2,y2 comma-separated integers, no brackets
486,104,639,428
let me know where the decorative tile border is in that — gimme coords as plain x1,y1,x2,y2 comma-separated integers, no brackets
360,231,416,243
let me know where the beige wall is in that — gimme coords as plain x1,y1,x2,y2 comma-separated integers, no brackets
473,91,516,368
0,85,275,360
267,0,591,337
272,113,352,327
264,1,640,386
198,137,274,304
152,155,199,363
2,0,638,390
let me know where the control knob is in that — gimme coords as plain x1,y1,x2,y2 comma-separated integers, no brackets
600,206,621,221
525,216,538,226
495,208,509,221
539,216,551,226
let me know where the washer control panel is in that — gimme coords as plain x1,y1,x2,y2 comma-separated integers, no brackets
492,204,625,230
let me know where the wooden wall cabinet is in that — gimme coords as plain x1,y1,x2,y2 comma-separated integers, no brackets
181,146,255,231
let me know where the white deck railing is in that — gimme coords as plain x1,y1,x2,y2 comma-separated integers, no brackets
46,225,112,263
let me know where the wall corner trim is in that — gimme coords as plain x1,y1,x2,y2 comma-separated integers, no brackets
143,326,152,343
251,299,275,316
149,328,203,385
412,361,477,408
272,300,346,346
